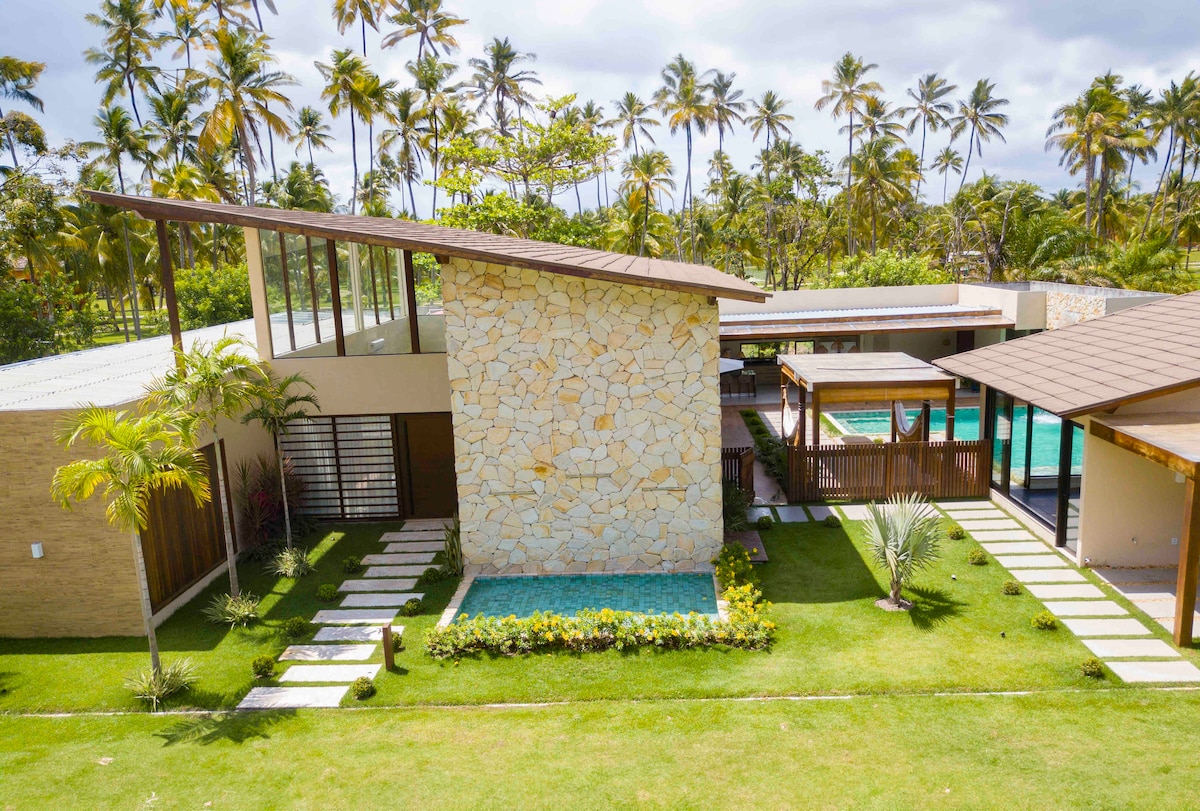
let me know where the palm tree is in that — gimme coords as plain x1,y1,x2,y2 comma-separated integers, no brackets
0,56,45,169
381,0,466,59
655,54,713,261
199,26,295,206
1143,74,1200,238
146,336,262,597
1123,83,1156,198
317,49,378,214
52,406,210,672
851,95,905,143
84,0,161,126
290,105,333,170
377,87,426,216
241,371,319,549
332,0,385,54
580,100,609,208
619,148,675,257
848,136,916,253
147,84,204,167
162,0,211,70
950,78,1010,191
931,146,963,203
467,37,541,136
815,52,883,255
1046,85,1125,232
863,493,944,609
607,91,658,158
709,71,747,162
898,73,956,199
747,90,794,153
407,54,456,217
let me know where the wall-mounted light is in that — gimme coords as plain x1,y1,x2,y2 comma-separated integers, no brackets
31,542,44,559
1176,472,1186,484
368,338,386,355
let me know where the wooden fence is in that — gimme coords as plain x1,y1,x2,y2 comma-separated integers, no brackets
787,440,991,502
722,446,756,499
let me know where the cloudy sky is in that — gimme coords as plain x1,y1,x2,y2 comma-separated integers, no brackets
6,0,1200,215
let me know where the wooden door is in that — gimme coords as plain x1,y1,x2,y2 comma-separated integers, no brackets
398,413,458,519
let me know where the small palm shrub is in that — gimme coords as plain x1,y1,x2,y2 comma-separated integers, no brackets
350,676,375,700
202,592,261,627
1082,657,1106,679
443,514,463,576
1001,580,1022,596
823,514,842,528
723,480,751,532
400,598,422,617
283,616,312,638
1031,610,1058,630
125,659,197,712
864,494,945,608
251,655,275,679
712,542,758,590
342,555,362,574
967,549,988,566
272,547,313,578
947,523,966,540
316,584,339,602
756,515,774,530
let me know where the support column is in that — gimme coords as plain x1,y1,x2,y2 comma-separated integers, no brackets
1174,477,1200,647
811,388,821,449
921,400,932,442
945,384,956,442
154,220,183,370
1055,420,1074,549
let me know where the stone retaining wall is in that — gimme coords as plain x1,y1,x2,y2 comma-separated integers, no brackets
442,259,724,574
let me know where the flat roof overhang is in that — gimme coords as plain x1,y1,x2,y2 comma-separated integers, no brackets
1089,413,1200,480
720,312,1014,342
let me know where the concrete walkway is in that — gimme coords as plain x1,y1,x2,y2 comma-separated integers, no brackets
720,406,785,505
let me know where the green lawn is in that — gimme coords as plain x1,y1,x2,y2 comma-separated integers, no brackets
0,517,1120,713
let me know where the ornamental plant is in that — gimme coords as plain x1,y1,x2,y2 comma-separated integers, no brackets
713,542,758,590
864,493,945,609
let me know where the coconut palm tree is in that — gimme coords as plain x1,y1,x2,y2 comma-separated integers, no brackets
162,0,211,70
146,336,263,597
332,0,385,54
1123,83,1156,199
1143,74,1200,239
85,0,162,126
467,37,541,136
864,493,944,609
851,95,905,144
950,78,1010,192
898,73,956,199
0,56,45,169
407,54,456,217
381,0,466,59
241,371,319,549
607,91,659,158
377,87,426,216
147,84,204,167
815,52,883,255
848,136,917,253
931,146,963,204
198,26,295,206
290,105,333,170
747,90,794,153
52,406,210,672
655,54,713,261
1046,85,1126,232
709,71,747,163
619,148,675,257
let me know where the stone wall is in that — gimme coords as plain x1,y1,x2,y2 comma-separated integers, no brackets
442,259,724,574
1045,291,1106,330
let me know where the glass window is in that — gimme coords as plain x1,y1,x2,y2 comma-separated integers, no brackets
342,243,414,356
414,252,446,353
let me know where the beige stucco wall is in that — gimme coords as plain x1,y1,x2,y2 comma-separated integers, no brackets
442,259,724,574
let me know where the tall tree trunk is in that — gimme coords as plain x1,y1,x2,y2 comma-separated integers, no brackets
959,127,976,192
131,529,161,673
431,116,440,218
846,110,855,255
915,118,927,200
407,175,418,220
1173,140,1188,244
276,435,293,549
1083,135,1095,231
241,125,258,206
349,115,360,214
1,104,21,169
943,169,949,205
1143,134,1175,237
685,124,695,262
211,429,241,597
116,291,131,342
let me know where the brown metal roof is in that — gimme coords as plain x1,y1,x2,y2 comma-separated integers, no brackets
935,291,1200,417
720,312,1013,341
1090,413,1200,479
86,191,768,303
779,352,956,388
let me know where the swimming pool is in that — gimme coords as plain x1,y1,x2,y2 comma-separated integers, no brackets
827,406,1083,475
455,573,719,619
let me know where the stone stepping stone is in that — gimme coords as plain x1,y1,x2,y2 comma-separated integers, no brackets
746,506,773,522
1107,661,1200,683
380,530,446,542
956,519,1024,532
1043,601,1128,617
807,505,837,521
400,518,452,531
981,541,1052,555
238,686,348,710
361,552,437,565
972,530,1036,542
936,500,995,511
382,541,444,553
993,555,1069,569
774,506,808,522
1082,638,1179,659
1011,569,1086,584
945,509,1007,521
339,578,418,592
725,531,767,563
1113,584,1177,599
1060,618,1151,637
279,664,381,683
838,504,871,521
1154,615,1200,635
313,626,392,642
312,609,399,625
364,565,429,578
340,592,424,608
280,644,376,662
1027,584,1106,600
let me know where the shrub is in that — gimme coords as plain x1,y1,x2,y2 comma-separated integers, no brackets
712,542,758,590
722,480,751,532
283,616,312,638
443,514,464,576
1031,610,1058,630
234,454,310,552
947,523,966,540
823,514,842,528
810,249,952,289
756,515,774,531
400,598,423,617
967,549,988,566
1081,657,1106,679
202,592,260,627
125,659,198,712
416,566,448,587
251,655,276,679
174,260,253,329
272,547,314,578
740,410,787,488
1001,580,1022,596
391,629,405,653
342,555,363,575
350,676,375,700
316,584,339,602
864,494,945,607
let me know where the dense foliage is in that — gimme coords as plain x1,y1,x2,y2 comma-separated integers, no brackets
174,261,253,328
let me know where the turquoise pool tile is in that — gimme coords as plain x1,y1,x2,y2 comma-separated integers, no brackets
456,573,718,619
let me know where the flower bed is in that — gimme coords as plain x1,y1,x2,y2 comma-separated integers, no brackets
425,583,774,658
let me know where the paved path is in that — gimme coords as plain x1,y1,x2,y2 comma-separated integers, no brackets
237,519,450,710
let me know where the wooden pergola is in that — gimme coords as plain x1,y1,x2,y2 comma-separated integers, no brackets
1090,413,1200,647
778,352,958,447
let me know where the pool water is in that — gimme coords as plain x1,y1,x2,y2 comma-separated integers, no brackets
827,406,1083,475
456,573,719,619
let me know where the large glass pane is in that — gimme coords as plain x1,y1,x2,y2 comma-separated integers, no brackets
338,241,362,340
258,230,294,355
414,252,446,352
343,244,413,356
283,232,317,350
990,392,1010,491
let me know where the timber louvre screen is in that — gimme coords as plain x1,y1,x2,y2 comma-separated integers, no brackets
281,415,400,519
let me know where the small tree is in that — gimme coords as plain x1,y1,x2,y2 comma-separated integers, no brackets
242,371,319,549
864,493,945,609
147,336,262,597
52,407,210,672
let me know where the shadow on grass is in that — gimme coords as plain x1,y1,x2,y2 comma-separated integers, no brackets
907,585,966,631
759,526,884,605
155,709,296,746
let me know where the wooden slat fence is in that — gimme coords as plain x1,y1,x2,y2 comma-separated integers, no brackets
787,440,991,502
722,446,756,500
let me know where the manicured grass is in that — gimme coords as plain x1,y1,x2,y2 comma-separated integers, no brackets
4,691,1200,808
